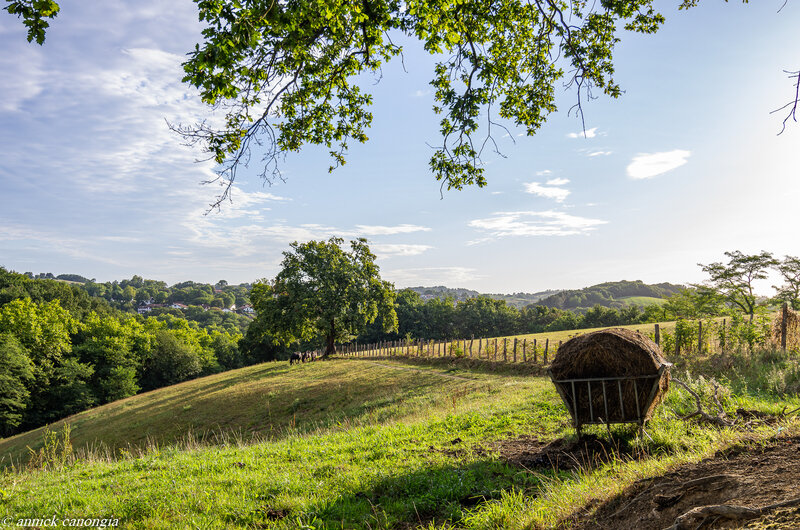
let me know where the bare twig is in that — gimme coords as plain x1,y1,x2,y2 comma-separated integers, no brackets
771,70,800,135
671,378,734,428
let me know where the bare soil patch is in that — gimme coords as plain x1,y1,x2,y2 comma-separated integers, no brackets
565,434,800,529
496,434,646,472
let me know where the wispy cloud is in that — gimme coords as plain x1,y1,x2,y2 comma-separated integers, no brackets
524,181,570,203
535,169,552,176
355,224,431,236
385,267,482,286
627,149,691,180
0,43,44,112
371,244,433,257
413,89,431,97
587,150,613,157
545,178,570,186
567,127,598,139
181,213,433,261
0,223,127,265
468,210,607,240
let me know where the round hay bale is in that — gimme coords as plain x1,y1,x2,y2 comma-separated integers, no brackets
550,328,670,426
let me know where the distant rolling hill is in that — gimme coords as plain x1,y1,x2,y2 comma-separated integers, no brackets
537,280,683,313
407,281,681,311
407,286,560,308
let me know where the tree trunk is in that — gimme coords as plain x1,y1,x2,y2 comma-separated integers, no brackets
324,322,336,356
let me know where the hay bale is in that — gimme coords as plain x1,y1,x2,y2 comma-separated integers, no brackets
550,328,670,426
772,307,800,352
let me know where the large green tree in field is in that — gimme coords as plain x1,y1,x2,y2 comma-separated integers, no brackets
8,0,796,206
251,238,397,356
699,250,778,322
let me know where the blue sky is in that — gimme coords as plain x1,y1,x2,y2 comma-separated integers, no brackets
1,0,798,293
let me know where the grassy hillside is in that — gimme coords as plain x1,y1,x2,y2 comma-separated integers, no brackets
492,319,677,345
0,320,682,465
618,295,668,306
3,353,799,528
0,359,502,467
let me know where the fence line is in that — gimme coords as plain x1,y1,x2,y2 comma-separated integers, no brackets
336,334,568,364
334,311,795,364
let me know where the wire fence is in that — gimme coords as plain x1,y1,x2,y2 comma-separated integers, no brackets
337,304,798,364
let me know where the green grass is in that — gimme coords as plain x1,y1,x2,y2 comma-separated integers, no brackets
0,360,505,467
498,320,674,343
2,356,799,529
618,295,667,306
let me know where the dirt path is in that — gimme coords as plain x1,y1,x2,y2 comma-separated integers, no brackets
362,361,477,381
563,434,800,529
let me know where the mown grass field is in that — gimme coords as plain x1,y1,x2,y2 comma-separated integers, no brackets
618,295,668,306
2,353,799,529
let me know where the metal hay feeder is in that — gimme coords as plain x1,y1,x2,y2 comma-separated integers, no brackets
548,362,671,437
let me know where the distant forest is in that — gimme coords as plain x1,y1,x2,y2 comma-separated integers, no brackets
21,272,254,334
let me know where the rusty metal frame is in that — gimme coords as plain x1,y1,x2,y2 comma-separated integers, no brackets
549,364,671,435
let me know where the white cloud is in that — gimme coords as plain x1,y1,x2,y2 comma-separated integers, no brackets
627,149,691,180
567,127,598,139
355,224,431,236
587,150,613,157
385,267,482,286
524,182,570,203
0,223,126,265
179,214,433,261
371,244,432,257
535,170,552,176
468,210,607,239
545,178,570,186
413,89,431,97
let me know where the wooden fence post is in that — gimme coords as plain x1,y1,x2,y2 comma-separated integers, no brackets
469,338,474,357
782,303,789,352
721,319,726,354
698,321,703,353
503,338,507,362
533,339,538,363
544,338,549,363
513,338,518,363
523,338,527,362
493,338,498,361
654,324,660,346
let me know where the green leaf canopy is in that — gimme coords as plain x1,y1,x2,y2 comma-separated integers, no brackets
251,237,397,355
